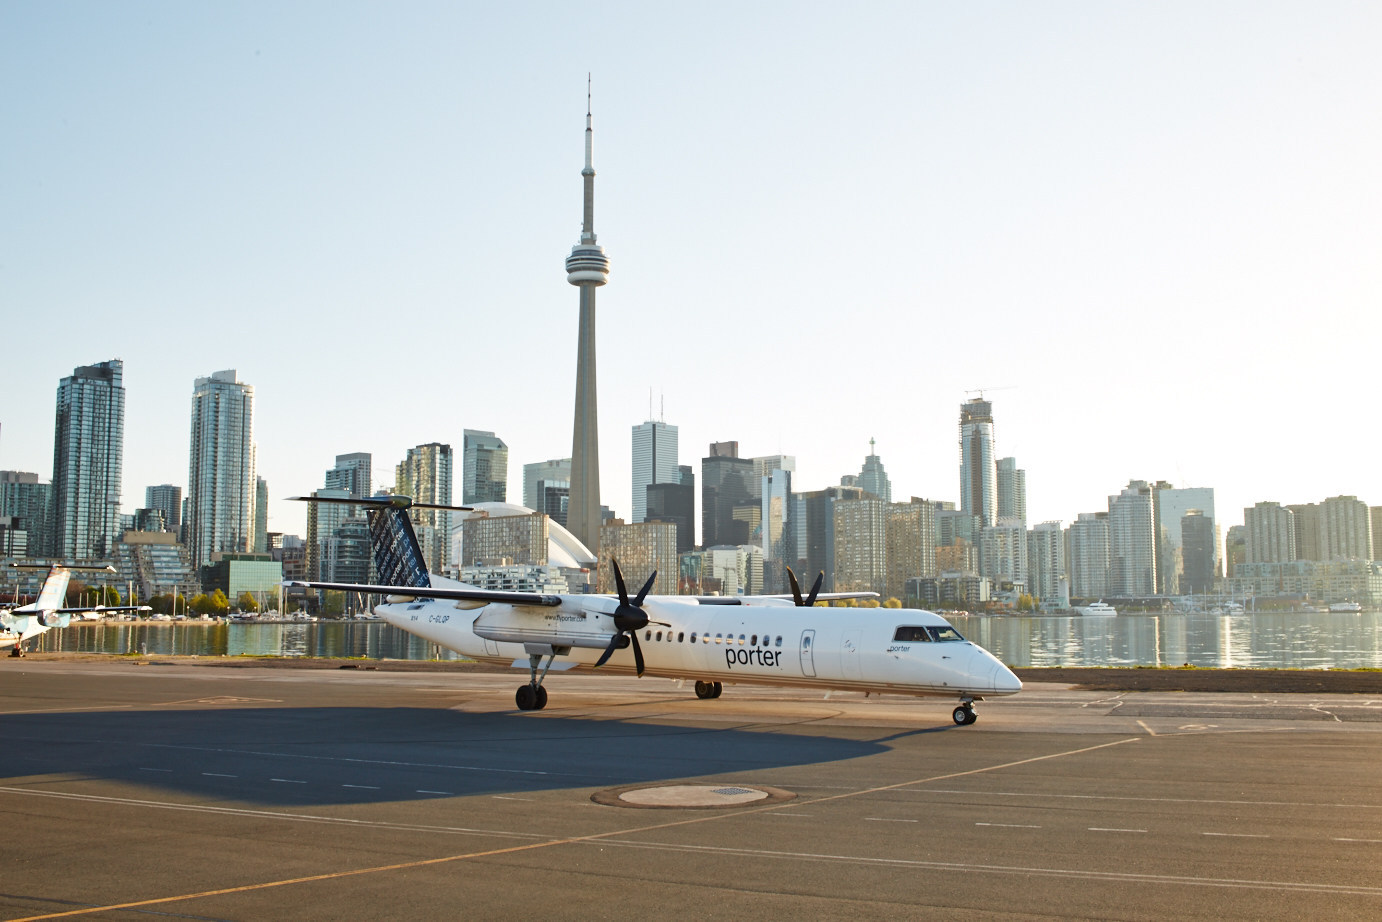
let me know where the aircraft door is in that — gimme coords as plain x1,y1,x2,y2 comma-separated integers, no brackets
799,629,816,677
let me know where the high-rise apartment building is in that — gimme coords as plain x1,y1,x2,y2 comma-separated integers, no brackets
996,457,1026,524
1320,495,1373,561
631,420,678,524
1026,521,1066,605
1066,511,1110,599
832,497,888,595
52,359,125,559
395,442,453,574
857,439,891,503
462,430,508,505
980,520,1028,589
325,452,372,498
187,370,255,569
792,485,866,592
1,471,52,558
959,398,997,526
144,484,182,533
252,476,269,553
886,499,937,600
1245,501,1296,564
1108,481,1156,596
598,520,678,595
1180,510,1217,593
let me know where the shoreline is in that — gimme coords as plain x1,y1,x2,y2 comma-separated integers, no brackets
8,652,1382,694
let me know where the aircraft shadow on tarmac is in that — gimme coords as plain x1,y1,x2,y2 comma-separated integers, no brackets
0,706,892,806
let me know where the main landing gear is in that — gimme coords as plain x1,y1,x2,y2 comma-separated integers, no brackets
694,680,723,700
515,652,557,711
952,700,978,726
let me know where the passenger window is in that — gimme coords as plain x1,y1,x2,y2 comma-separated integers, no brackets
775,635,782,647
715,633,722,644
739,634,746,645
690,632,697,643
678,632,685,643
750,634,757,646
656,631,662,641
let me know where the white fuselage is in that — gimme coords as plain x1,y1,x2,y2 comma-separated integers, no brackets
374,579,1021,700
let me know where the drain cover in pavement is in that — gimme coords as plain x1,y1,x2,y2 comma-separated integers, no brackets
591,783,795,809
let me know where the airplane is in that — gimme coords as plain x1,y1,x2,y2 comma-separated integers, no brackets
285,495,1021,725
2,564,151,656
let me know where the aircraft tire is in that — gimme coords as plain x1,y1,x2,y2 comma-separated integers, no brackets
535,685,548,710
516,684,538,710
953,705,976,726
694,680,716,700
712,682,723,698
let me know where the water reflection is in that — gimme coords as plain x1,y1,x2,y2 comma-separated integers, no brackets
29,612,1382,669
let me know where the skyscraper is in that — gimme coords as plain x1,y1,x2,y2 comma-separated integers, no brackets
144,484,182,533
1245,501,1295,564
857,439,892,503
462,430,508,505
395,442,453,574
187,369,255,569
1108,481,1156,596
565,78,610,556
325,452,372,498
959,398,997,526
702,443,753,549
1,471,52,558
631,419,678,524
1067,511,1110,599
522,459,570,514
996,457,1026,524
51,359,125,559
1153,485,1215,595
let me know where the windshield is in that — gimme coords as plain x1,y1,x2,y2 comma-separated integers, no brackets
927,625,965,642
893,625,966,643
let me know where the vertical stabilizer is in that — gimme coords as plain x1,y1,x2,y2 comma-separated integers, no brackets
34,568,73,613
367,506,432,589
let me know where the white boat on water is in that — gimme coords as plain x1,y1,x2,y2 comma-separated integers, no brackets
1329,601,1363,613
1076,601,1117,617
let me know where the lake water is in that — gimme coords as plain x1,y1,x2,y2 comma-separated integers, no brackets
28,611,1382,669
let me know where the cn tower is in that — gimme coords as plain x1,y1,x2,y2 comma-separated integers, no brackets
565,76,609,556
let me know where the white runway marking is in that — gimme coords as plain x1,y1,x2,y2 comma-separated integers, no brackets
1334,837,1382,843
914,787,1382,812
1203,832,1268,838
491,795,532,801
202,773,236,778
417,790,455,796
270,778,307,784
138,768,171,773
865,817,919,823
342,784,379,790
1089,827,1146,833
976,822,1041,828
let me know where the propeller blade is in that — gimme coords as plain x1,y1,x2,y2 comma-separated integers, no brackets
630,631,645,677
611,558,629,605
787,568,804,606
805,572,824,607
633,571,657,607
594,632,621,669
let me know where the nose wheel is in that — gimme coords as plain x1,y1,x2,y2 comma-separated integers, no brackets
952,703,977,726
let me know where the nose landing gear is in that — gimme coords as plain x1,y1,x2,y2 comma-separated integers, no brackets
952,700,978,725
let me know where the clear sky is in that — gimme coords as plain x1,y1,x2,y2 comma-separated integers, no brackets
3,1,1379,543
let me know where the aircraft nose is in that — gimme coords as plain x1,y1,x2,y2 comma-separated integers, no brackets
991,662,1022,694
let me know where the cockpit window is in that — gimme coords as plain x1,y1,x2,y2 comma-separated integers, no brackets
892,626,932,642
927,625,965,642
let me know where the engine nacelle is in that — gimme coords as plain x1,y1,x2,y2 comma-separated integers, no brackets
38,611,62,627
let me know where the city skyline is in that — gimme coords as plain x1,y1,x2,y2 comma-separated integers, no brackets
3,4,1379,540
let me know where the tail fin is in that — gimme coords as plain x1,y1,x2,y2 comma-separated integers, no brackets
34,568,73,613
367,504,432,589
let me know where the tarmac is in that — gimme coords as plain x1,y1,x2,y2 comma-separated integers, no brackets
2,658,1381,920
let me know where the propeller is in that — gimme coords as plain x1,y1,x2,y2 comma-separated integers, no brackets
594,558,665,676
786,567,824,607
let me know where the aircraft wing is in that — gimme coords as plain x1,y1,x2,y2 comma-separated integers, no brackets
56,606,153,614
690,591,881,606
282,580,563,608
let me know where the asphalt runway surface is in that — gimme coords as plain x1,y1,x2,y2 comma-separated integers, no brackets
2,660,1380,920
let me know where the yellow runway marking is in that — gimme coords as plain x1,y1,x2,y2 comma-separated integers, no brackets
6,737,1140,921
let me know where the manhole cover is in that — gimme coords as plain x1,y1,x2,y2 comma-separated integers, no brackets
591,783,795,809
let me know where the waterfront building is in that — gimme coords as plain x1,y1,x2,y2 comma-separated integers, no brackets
1108,481,1156,597
454,501,595,591
1154,486,1216,595
936,541,979,575
321,518,371,605
1287,502,1323,562
462,430,508,505
52,359,125,559
1372,507,1382,561
113,531,199,600
1027,521,1066,605
252,475,269,553
187,369,255,569
701,443,753,549
646,477,694,555
200,553,283,609
1,472,52,558
1321,495,1373,561
1245,501,1296,564
832,497,888,595
959,397,997,526
886,499,937,601
857,439,892,503
980,520,1028,590
996,457,1026,524
145,485,182,534
305,487,351,582
565,80,610,556
792,485,866,593
458,563,571,594
908,573,991,610
1066,511,1110,600
395,442,454,574
631,419,678,524
598,520,678,595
